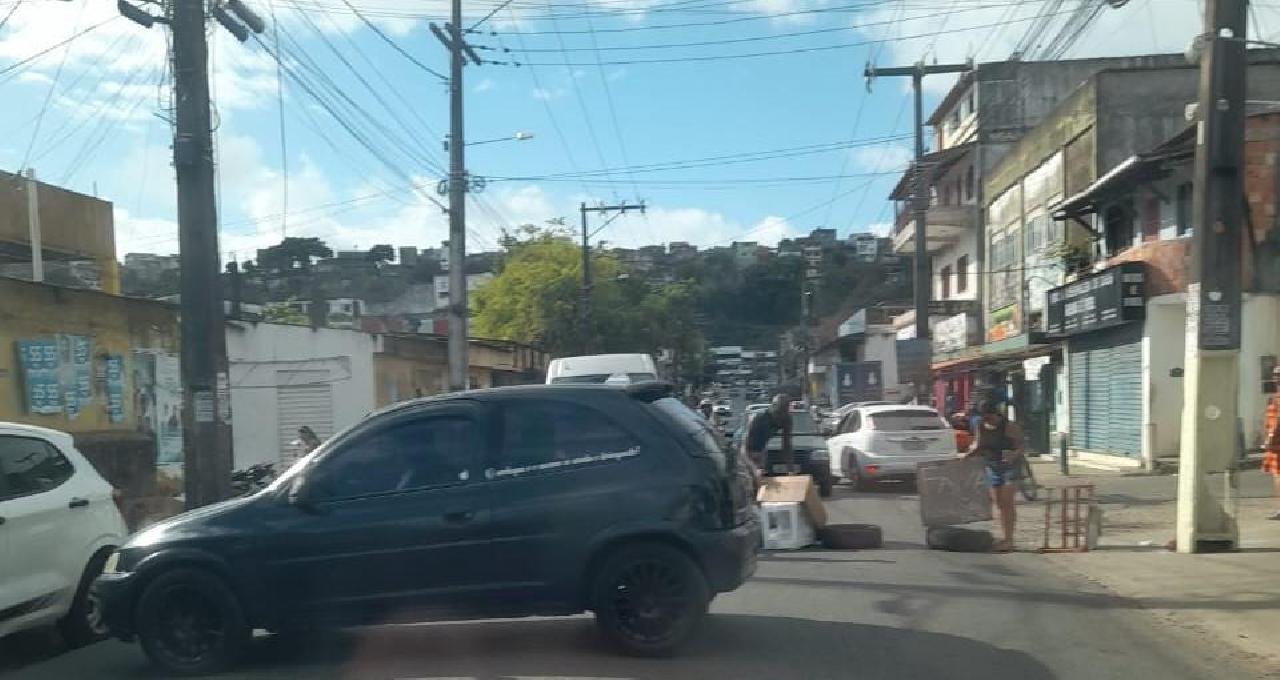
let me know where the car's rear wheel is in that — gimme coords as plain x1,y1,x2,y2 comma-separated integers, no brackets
58,550,111,648
135,568,250,676
591,543,709,657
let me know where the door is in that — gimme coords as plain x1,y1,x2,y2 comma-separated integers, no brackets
1069,325,1143,457
826,411,862,477
484,396,657,607
0,433,79,627
276,370,334,465
261,404,492,625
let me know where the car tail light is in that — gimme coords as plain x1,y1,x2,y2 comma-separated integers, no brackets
864,464,880,474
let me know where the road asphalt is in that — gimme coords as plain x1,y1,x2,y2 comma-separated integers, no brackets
2,485,1266,680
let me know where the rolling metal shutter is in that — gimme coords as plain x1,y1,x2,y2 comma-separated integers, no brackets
1068,325,1143,458
276,370,334,463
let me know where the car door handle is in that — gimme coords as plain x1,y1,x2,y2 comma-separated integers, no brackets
443,509,474,524
69,497,89,509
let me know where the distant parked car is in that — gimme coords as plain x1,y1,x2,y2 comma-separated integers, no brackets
545,353,657,385
96,383,758,674
820,401,893,436
826,405,955,489
0,422,127,646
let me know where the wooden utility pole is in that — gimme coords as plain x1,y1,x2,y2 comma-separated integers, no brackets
121,0,264,507
864,60,971,401
579,201,645,352
1176,0,1247,553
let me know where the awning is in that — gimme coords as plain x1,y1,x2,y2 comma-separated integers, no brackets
931,343,1055,373
1052,144,1194,221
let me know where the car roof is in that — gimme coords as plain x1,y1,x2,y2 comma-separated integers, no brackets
370,382,673,419
0,421,74,447
859,404,939,415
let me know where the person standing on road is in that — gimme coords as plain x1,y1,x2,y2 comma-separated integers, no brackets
965,400,1025,552
1262,366,1280,520
742,394,793,486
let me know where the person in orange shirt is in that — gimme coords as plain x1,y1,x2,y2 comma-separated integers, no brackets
1264,365,1280,520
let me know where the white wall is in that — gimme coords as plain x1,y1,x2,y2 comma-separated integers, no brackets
864,328,901,392
932,229,980,301
225,322,379,468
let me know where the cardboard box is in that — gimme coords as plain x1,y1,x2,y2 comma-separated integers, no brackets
917,458,991,527
757,474,827,527
759,501,816,550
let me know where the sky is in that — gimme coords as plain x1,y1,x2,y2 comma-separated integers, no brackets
0,0,1248,263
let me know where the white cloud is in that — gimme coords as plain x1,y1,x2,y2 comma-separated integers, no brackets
850,144,913,173
601,207,799,249
863,221,893,237
532,86,566,101
473,78,494,93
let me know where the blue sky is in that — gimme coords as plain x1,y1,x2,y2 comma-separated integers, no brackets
0,0,1234,262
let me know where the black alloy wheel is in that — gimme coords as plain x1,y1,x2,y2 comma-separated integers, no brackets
135,569,249,675
592,543,709,656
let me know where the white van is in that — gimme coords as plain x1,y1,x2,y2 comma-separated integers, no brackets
545,353,659,385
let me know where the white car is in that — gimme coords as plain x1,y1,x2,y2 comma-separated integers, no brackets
0,422,127,645
826,405,956,489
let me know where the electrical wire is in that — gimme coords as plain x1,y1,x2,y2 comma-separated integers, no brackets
0,0,22,32
335,0,448,81
271,0,289,238
580,0,642,203
507,6,1088,66
542,0,617,198
0,15,119,83
17,0,86,172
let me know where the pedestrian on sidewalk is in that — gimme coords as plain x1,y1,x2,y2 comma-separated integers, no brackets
1263,365,1280,520
965,400,1025,551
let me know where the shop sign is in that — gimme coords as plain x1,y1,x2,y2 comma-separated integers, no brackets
1044,262,1145,338
835,361,882,403
934,313,972,352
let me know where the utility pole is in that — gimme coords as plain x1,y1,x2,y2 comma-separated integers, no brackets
865,60,970,398
865,60,972,341
120,0,264,508
579,201,645,352
431,7,482,391
1176,0,1247,553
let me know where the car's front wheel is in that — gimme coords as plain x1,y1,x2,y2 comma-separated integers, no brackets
135,568,250,676
58,550,111,648
591,542,709,657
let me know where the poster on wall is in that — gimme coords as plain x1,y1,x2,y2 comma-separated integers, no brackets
17,339,62,415
104,355,125,424
58,334,93,420
154,354,184,465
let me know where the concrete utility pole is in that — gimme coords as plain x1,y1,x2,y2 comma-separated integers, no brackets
23,168,42,283
579,201,645,352
120,0,264,507
432,5,483,391
1176,0,1247,553
864,61,971,344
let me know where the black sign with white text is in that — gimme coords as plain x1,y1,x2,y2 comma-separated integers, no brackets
1044,262,1146,338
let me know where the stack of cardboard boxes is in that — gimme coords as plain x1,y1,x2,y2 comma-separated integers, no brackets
757,475,827,550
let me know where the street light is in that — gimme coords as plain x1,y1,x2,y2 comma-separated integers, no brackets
443,132,535,150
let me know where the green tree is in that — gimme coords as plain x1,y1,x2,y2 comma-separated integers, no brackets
258,237,333,272
367,244,395,264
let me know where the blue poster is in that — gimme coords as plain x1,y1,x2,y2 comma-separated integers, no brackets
71,335,92,402
105,355,125,424
16,340,61,415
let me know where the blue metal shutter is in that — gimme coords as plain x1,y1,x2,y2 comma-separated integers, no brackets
1068,325,1142,458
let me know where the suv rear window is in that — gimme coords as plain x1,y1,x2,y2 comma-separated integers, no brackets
550,373,656,384
648,397,728,469
868,410,947,431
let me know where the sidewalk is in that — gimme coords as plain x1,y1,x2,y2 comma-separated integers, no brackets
1017,461,1280,674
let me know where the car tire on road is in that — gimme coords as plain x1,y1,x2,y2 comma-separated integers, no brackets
925,526,995,552
58,550,111,648
590,542,709,657
817,523,883,549
135,568,251,676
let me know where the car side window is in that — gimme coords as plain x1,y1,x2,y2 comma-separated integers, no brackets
495,400,641,478
0,435,74,501
839,412,861,435
310,414,478,500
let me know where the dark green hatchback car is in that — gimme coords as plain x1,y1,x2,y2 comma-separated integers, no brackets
95,382,759,675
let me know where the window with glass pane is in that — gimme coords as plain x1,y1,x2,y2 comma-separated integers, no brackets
0,435,74,500
313,416,476,499
499,401,641,474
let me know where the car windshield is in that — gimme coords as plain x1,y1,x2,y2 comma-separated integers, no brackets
868,410,948,431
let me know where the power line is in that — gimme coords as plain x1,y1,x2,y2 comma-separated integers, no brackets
507,5,1088,65
468,0,516,30
0,15,118,83
543,0,617,198
335,0,448,80
271,0,289,238
580,0,641,203
0,0,22,32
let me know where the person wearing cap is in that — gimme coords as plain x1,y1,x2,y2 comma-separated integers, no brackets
965,399,1025,552
1262,365,1280,520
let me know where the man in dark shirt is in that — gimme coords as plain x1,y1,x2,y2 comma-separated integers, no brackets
743,394,793,480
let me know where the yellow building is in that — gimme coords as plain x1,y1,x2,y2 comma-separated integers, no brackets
0,169,120,294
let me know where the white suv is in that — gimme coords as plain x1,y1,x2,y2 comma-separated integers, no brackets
0,422,127,646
